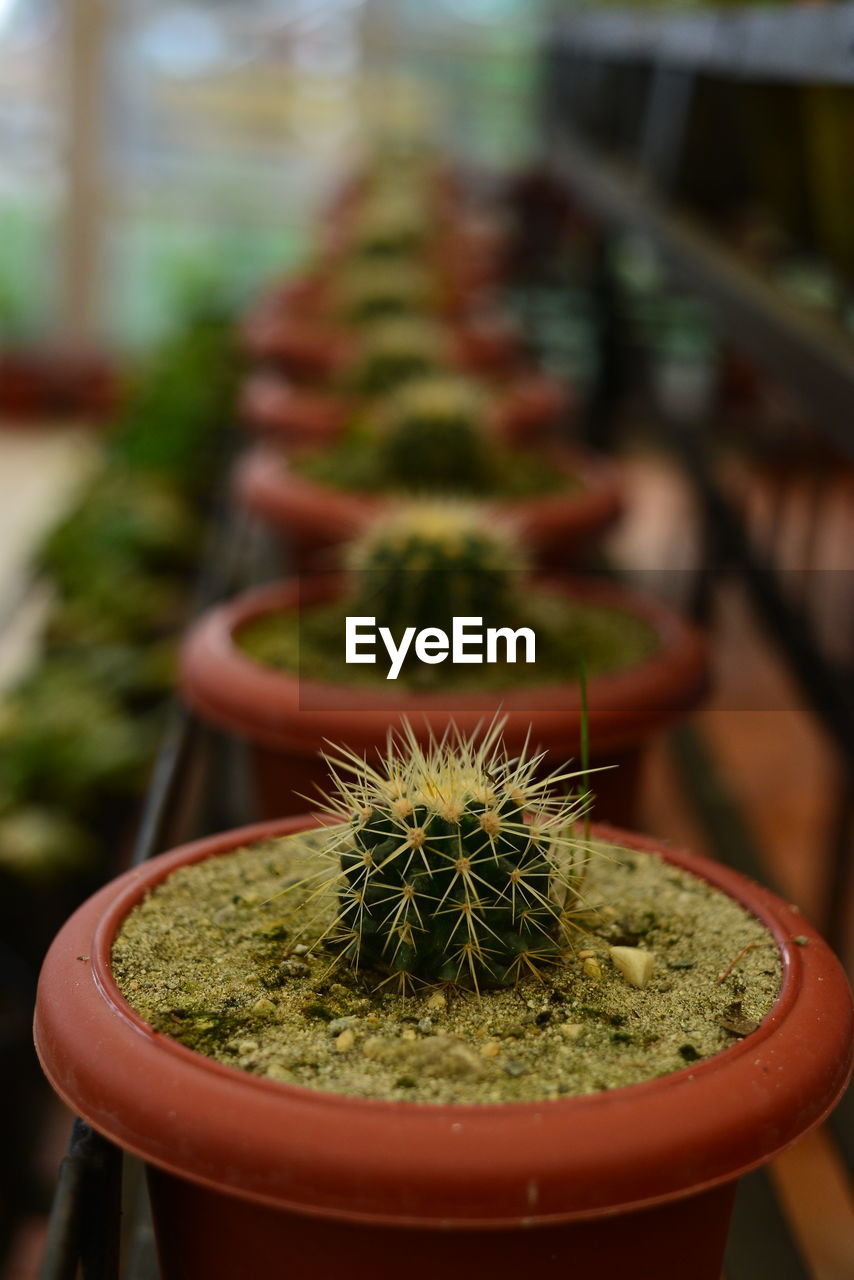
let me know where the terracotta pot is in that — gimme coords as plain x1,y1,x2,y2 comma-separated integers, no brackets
238,369,571,451
255,270,471,326
321,162,463,241
34,817,853,1280
0,351,44,418
239,311,523,383
0,345,117,419
0,349,117,421
234,442,622,572
179,574,708,825
260,245,504,326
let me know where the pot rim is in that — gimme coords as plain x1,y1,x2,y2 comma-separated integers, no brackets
178,572,710,759
238,368,569,443
233,440,624,550
34,817,853,1229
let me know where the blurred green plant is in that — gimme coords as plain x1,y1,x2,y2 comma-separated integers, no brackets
0,664,155,818
0,287,239,898
109,305,240,495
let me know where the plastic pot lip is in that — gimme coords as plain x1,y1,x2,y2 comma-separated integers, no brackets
178,572,711,759
238,369,569,444
233,441,624,552
35,817,853,1229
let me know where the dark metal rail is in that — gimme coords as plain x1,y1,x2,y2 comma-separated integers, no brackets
36,469,261,1280
551,4,854,87
543,132,854,460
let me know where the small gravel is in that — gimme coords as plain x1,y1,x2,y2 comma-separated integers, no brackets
112,828,782,1105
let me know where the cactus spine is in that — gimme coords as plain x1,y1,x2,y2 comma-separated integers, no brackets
348,498,525,641
315,723,591,990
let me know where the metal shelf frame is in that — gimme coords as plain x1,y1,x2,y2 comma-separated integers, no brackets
34,502,831,1280
539,136,854,461
551,4,854,86
539,24,854,966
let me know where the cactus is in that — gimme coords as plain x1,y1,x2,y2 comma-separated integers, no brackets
374,374,493,492
336,260,433,324
347,317,444,395
348,498,525,641
350,192,429,258
312,722,592,990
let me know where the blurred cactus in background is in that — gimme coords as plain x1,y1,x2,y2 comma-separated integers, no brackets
337,260,433,324
374,374,493,491
349,192,430,259
349,497,524,639
347,317,444,394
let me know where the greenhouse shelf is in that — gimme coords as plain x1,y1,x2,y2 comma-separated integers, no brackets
551,3,854,86
544,131,854,460
35,592,821,1280
34,469,843,1280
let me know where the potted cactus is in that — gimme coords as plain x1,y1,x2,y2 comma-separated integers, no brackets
181,499,707,824
239,361,568,452
241,294,522,384
236,372,621,570
34,727,853,1280
245,145,510,384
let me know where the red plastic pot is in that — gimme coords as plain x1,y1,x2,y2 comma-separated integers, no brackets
34,817,853,1280
263,217,509,321
0,348,117,421
320,162,463,242
238,368,571,450
179,574,709,825
234,442,623,572
239,309,523,382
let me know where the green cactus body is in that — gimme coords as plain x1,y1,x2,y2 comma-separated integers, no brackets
375,375,493,491
317,724,590,990
348,499,524,641
347,318,444,396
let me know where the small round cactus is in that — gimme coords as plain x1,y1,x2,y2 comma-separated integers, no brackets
347,317,444,395
374,374,493,492
348,498,525,641
336,260,433,324
313,722,591,990
350,193,428,258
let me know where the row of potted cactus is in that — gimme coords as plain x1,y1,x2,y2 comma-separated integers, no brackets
35,146,851,1280
182,150,709,823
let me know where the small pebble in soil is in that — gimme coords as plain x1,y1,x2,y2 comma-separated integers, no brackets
327,1017,357,1036
609,946,655,990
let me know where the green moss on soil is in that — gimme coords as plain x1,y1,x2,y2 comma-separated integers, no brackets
112,828,782,1105
291,435,573,500
236,588,658,691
